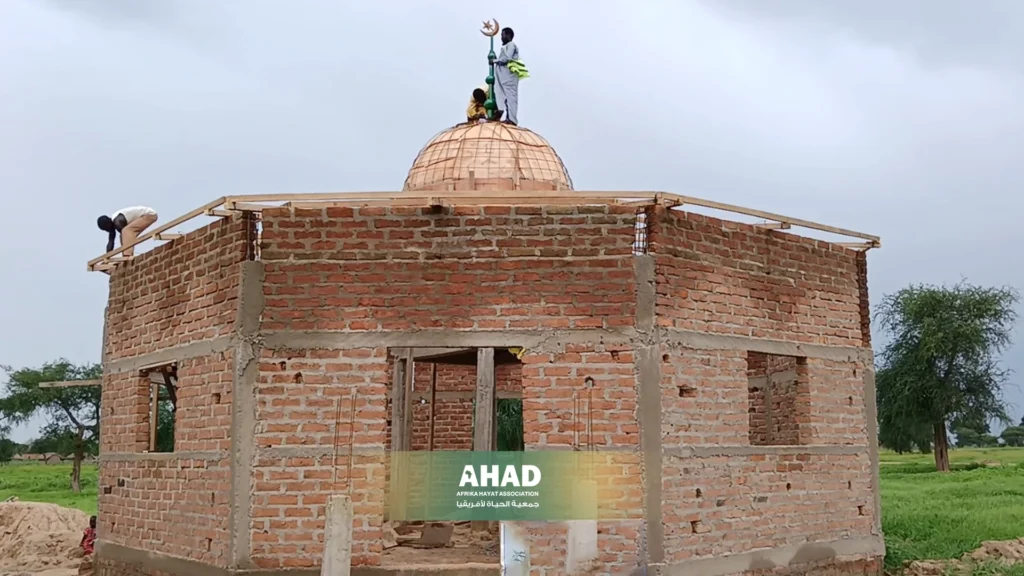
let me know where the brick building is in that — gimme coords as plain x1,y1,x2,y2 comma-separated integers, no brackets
90,121,884,575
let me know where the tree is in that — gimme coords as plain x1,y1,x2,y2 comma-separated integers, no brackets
874,281,1018,472
0,360,102,492
1001,426,1024,447
0,424,14,465
876,394,932,454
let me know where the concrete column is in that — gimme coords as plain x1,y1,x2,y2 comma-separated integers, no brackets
321,495,353,576
500,522,531,576
567,479,598,574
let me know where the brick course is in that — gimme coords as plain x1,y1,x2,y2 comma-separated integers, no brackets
258,205,638,332
104,215,252,361
649,207,866,347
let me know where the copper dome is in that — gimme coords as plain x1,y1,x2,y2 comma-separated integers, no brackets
403,122,573,192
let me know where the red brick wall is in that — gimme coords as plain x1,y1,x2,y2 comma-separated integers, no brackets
252,347,388,569
99,217,249,568
649,207,866,347
654,204,876,565
520,344,644,571
661,451,874,563
258,205,638,332
804,359,869,446
104,215,252,361
97,351,236,567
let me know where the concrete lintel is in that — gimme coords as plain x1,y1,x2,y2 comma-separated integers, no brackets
96,540,500,576
260,329,635,352
258,446,389,459
662,329,865,362
663,445,868,459
228,261,264,570
98,451,227,462
657,535,885,576
105,336,235,374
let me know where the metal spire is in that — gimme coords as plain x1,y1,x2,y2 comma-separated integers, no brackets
481,19,500,120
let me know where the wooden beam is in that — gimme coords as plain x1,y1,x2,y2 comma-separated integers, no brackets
659,192,880,243
88,196,227,271
836,242,875,250
472,347,496,533
154,233,182,241
388,350,411,522
400,349,414,451
39,380,101,389
137,360,177,375
204,209,232,218
412,347,475,362
473,348,496,451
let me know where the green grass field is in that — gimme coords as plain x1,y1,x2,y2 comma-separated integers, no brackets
0,461,99,515
880,447,1024,569
2,449,1023,572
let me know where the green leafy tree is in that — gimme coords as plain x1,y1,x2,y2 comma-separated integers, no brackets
876,401,932,454
0,425,14,465
874,281,1018,472
0,360,102,492
1001,426,1024,447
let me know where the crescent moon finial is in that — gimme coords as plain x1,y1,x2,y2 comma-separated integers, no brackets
480,18,500,37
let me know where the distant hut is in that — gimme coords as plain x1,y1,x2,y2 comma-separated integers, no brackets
42,453,63,465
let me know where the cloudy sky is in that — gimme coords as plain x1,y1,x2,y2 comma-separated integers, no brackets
1,0,1021,442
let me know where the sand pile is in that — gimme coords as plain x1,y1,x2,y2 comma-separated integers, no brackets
0,502,88,575
904,538,1024,576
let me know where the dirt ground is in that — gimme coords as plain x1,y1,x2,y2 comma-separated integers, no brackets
380,521,500,567
0,501,90,576
902,538,1024,575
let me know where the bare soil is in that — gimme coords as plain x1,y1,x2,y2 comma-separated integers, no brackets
0,502,89,576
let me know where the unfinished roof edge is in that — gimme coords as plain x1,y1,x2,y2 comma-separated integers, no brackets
86,191,881,271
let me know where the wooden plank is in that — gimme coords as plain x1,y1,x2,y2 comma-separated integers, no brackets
413,347,475,362
204,209,233,217
659,192,881,244
836,242,874,250
38,380,101,389
137,360,177,375
88,196,227,270
473,348,496,451
400,349,414,451
154,233,182,241
388,351,409,522
472,347,496,533
224,191,656,205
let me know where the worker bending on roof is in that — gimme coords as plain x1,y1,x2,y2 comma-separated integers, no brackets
467,86,490,122
97,206,158,257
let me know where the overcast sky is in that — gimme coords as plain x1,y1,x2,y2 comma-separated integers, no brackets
1,0,1021,443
